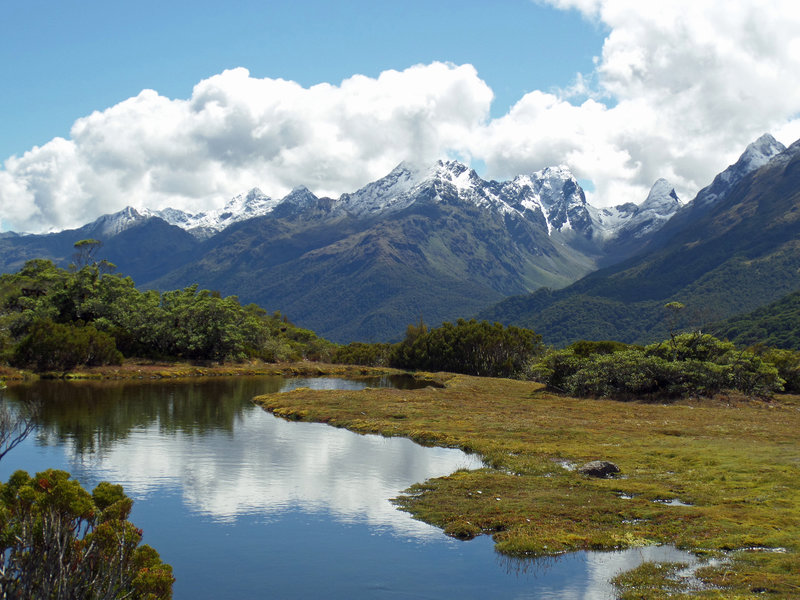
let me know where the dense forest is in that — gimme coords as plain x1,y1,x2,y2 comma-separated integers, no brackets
711,289,800,350
0,243,333,371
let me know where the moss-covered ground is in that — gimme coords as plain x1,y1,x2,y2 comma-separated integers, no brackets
253,373,800,599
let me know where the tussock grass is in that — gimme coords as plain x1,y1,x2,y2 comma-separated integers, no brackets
7,360,403,381
254,374,800,598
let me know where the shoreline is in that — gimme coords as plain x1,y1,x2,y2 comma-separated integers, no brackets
253,373,800,598
0,360,404,383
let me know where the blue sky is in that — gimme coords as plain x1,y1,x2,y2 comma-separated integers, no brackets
1,0,603,160
2,0,800,233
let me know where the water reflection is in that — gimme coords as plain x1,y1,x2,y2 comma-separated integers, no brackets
1,378,700,599
7,378,480,536
499,545,699,599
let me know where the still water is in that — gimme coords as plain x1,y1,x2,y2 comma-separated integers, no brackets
1,377,695,599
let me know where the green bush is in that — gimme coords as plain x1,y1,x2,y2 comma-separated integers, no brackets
757,347,800,393
12,319,122,372
390,319,543,378
332,342,393,366
532,333,784,399
0,469,173,599
568,339,634,358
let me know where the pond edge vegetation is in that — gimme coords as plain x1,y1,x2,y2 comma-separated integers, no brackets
253,373,800,599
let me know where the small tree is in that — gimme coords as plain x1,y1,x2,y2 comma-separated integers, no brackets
0,469,174,599
72,239,104,269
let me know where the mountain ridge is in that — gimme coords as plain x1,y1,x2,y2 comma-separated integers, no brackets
479,135,800,346
0,135,786,343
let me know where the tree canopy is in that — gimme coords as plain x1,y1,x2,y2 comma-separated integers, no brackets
0,259,334,370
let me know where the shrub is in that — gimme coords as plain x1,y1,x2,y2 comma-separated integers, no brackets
534,333,784,400
568,339,634,358
758,347,800,393
390,319,543,378
0,469,173,598
11,319,122,372
331,342,393,366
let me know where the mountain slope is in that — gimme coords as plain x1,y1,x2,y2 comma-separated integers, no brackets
479,138,800,346
711,290,800,350
0,213,198,283
145,172,599,342
0,157,697,342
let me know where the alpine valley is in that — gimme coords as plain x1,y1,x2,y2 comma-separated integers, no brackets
0,134,795,344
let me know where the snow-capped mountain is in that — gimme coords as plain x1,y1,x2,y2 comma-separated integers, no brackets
635,133,787,256
334,160,612,244
693,133,785,211
81,159,679,249
590,179,681,242
499,166,592,236
1,133,792,344
143,188,278,239
83,206,150,238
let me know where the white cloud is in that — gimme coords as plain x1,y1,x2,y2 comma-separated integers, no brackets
490,0,800,206
2,1,800,232
0,63,492,232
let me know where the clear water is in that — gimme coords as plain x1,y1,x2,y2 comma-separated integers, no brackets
1,377,696,599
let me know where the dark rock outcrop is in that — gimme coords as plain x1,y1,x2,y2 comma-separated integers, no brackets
578,460,620,478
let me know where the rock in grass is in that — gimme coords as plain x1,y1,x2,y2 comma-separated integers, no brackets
578,460,620,478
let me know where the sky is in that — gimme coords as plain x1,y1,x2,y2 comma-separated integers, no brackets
2,0,800,233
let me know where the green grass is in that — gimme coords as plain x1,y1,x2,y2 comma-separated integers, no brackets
254,374,800,598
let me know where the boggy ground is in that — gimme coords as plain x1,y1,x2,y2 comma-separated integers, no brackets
253,373,800,599
0,360,401,381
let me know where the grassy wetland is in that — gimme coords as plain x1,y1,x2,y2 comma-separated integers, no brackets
254,373,800,599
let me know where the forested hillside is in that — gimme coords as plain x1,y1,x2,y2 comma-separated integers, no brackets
713,290,800,350
0,253,332,371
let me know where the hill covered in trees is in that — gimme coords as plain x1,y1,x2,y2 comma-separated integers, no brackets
0,254,333,372
712,289,800,350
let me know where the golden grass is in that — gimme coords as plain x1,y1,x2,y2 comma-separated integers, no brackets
254,373,800,599
5,360,403,381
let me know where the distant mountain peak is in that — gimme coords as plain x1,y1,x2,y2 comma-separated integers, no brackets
642,179,681,212
740,133,785,171
143,188,278,239
692,133,785,210
87,206,149,238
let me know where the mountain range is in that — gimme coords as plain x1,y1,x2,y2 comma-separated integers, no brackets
480,134,799,345
0,133,793,344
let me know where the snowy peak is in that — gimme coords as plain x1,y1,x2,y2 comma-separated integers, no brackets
222,187,276,216
430,160,482,191
619,179,681,239
87,206,149,238
503,165,589,235
587,178,681,244
694,133,786,209
739,133,786,173
280,186,318,208
641,179,681,213
335,159,492,218
271,186,323,218
144,188,277,238
336,161,429,217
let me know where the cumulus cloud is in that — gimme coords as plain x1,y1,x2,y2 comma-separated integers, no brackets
2,1,800,232
483,0,800,205
0,63,492,232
